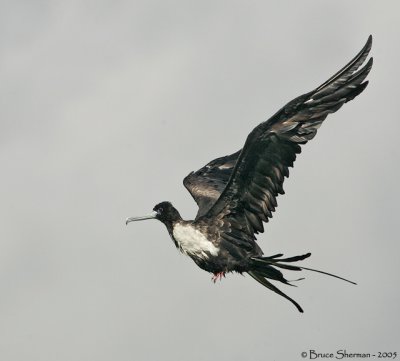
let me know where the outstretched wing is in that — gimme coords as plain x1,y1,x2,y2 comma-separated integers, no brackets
183,150,240,218
196,35,373,250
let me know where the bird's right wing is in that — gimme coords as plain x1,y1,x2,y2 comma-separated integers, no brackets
196,35,373,252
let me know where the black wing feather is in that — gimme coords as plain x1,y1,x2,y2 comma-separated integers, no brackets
195,36,373,249
183,151,240,218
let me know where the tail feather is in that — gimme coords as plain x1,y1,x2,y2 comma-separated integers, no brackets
261,252,311,263
253,253,356,285
251,263,291,284
248,271,304,313
248,252,356,313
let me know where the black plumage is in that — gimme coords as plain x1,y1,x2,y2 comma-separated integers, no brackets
126,36,373,313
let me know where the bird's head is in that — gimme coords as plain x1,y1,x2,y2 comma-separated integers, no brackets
126,201,182,226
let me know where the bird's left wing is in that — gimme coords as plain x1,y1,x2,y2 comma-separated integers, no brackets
183,151,241,218
196,35,373,251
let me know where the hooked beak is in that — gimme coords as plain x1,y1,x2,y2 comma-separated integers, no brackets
125,211,158,225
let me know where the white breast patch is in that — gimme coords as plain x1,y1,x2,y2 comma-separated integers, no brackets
172,223,219,259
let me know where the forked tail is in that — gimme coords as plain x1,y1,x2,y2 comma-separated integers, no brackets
248,252,356,313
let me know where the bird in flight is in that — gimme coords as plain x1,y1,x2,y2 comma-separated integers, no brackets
126,36,373,313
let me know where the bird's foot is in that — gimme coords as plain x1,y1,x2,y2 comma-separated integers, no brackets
211,272,226,283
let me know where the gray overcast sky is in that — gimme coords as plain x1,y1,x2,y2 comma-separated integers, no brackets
0,1,399,360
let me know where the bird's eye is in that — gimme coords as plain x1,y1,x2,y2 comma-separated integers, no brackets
157,208,163,214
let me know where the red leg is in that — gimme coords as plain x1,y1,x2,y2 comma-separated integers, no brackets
211,272,226,283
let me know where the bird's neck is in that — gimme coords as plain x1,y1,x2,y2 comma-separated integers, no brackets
163,217,184,238
164,218,188,249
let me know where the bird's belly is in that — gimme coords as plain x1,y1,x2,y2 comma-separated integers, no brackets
172,224,219,260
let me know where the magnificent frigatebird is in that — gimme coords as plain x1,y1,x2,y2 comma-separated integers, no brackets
126,36,373,313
